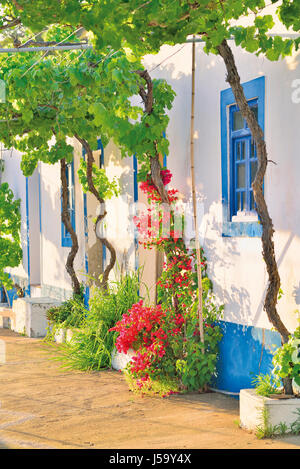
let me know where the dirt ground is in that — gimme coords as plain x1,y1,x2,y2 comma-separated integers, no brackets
0,329,300,450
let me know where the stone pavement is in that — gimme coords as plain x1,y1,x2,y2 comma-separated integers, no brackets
0,328,300,450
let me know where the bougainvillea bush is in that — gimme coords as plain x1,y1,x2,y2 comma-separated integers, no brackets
110,169,223,396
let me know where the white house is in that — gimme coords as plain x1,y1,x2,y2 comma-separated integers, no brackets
1,10,300,393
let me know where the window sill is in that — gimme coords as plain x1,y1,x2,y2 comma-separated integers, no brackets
222,219,262,238
231,212,259,223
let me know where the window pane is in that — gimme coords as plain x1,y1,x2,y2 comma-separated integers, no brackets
250,139,256,158
250,191,255,210
236,142,241,160
252,105,258,122
233,109,244,130
236,192,245,212
241,141,246,160
235,140,246,161
246,105,258,128
237,163,245,188
237,192,241,212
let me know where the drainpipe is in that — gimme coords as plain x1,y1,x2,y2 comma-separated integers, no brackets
38,162,43,291
25,177,31,297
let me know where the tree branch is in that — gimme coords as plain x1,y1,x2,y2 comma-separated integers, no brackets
60,157,81,295
74,134,116,288
0,17,21,31
134,69,169,204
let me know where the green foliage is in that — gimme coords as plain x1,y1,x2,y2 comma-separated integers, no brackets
125,372,180,398
272,326,300,389
46,286,86,328
256,404,300,439
0,182,22,289
3,0,300,62
51,272,141,371
0,41,174,183
255,403,290,439
78,160,119,200
252,373,282,397
290,408,300,435
176,298,223,391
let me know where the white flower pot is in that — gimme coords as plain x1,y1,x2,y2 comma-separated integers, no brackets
65,328,81,343
240,388,300,432
111,348,136,371
54,327,67,344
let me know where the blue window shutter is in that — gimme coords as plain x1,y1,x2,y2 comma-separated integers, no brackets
220,76,265,237
61,160,76,247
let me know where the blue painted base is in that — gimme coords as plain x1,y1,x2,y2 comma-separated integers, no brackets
84,286,90,310
213,320,282,394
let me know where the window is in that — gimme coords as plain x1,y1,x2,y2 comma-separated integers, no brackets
221,76,265,237
230,100,258,219
61,160,75,247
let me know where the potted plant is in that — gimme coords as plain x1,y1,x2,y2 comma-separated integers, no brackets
240,329,300,436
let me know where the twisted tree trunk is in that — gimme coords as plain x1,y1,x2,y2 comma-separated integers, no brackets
74,135,116,289
217,39,293,394
60,158,81,296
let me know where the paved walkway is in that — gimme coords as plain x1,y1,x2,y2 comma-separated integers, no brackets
0,328,300,449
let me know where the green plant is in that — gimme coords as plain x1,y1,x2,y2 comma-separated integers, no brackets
255,404,282,439
51,271,141,371
272,326,300,392
252,373,282,397
255,404,300,439
46,285,86,329
111,261,223,396
124,372,180,398
290,409,300,435
0,182,23,290
277,422,289,436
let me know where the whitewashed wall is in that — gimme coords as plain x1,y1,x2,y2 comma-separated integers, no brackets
104,141,136,278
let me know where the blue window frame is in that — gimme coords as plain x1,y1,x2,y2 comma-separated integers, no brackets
230,99,258,217
221,76,265,237
61,160,76,247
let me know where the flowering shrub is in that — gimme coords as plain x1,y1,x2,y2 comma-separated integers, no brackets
139,169,174,204
111,168,223,396
110,300,167,354
111,297,223,395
